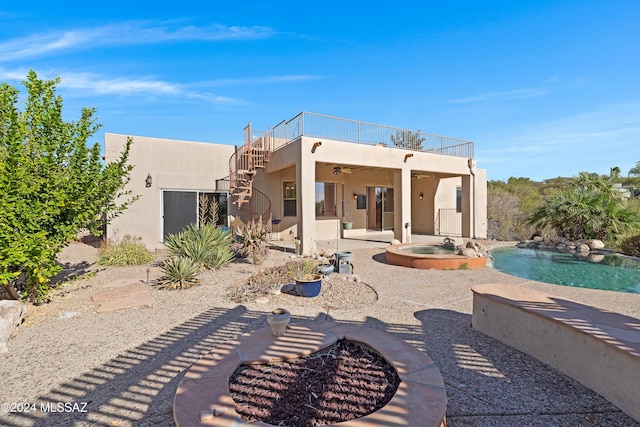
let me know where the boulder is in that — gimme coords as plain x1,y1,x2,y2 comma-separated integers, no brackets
587,239,605,250
443,237,463,248
576,243,591,253
533,236,544,243
0,300,27,353
460,248,479,258
390,239,401,246
466,241,487,256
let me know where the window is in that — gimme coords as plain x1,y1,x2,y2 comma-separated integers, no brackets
163,190,229,241
283,181,297,217
456,186,462,212
315,182,336,216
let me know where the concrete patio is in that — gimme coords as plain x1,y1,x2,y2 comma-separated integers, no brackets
2,239,639,426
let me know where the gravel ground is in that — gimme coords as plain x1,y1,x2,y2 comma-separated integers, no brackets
1,241,639,427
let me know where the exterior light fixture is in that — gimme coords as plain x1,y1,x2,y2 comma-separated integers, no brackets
145,173,152,188
419,193,424,200
353,193,358,199
405,153,414,159
313,141,322,148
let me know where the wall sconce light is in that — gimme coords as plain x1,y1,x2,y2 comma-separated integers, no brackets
145,173,152,188
405,153,414,159
353,193,358,199
419,192,424,200
313,141,322,148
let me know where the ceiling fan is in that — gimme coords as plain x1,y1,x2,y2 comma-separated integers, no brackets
411,173,429,179
333,166,352,175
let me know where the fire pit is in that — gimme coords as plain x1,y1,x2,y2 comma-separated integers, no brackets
174,322,447,426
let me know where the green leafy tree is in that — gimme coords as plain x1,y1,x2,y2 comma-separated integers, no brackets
629,161,640,177
529,173,640,243
0,71,137,301
487,178,542,240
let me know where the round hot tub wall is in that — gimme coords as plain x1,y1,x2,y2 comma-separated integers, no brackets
386,243,486,269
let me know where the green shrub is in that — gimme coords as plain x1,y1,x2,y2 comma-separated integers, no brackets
164,223,234,270
620,235,640,257
98,235,153,266
157,256,201,290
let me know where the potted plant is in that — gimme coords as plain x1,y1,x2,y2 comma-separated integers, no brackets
342,203,353,230
288,259,322,297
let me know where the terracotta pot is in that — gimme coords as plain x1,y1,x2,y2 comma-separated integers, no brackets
267,308,291,336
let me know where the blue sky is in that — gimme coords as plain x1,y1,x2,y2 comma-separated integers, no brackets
1,1,639,181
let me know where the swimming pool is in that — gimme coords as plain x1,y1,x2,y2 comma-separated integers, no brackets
490,247,640,294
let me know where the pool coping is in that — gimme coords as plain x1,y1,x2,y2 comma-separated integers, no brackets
173,321,447,427
385,243,486,269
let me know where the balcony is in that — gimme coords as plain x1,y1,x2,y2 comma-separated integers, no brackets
267,112,473,158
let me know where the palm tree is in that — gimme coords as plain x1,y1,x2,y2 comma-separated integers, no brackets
529,174,640,242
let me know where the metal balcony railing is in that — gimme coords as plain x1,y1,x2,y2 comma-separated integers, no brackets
268,112,474,158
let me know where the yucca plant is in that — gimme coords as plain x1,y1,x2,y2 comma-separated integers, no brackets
157,256,201,290
208,245,235,269
164,223,234,270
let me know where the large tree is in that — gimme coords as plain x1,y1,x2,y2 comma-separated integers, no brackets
0,71,136,300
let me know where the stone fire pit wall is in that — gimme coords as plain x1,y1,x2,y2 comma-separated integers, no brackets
174,321,447,427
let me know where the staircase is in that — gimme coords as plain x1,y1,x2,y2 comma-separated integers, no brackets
229,123,272,221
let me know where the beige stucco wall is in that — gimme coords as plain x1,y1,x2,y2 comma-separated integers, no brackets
262,136,487,252
104,129,487,254
104,133,236,249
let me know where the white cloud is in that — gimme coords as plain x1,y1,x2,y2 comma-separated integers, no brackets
0,67,244,105
0,21,276,61
476,101,640,180
448,88,549,104
200,75,321,87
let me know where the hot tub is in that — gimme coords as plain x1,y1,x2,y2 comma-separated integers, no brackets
385,243,486,270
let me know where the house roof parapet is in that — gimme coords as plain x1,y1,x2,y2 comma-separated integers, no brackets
264,112,474,159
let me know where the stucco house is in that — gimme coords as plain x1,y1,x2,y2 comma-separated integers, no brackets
105,112,487,253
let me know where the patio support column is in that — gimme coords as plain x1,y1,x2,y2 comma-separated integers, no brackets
297,140,316,254
394,168,412,243
461,174,472,238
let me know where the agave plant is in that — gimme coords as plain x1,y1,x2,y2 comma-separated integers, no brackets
157,256,201,290
164,223,234,270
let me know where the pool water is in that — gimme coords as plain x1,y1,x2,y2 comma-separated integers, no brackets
490,247,640,294
399,245,457,255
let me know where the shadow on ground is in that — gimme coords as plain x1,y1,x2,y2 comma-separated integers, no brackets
3,306,638,427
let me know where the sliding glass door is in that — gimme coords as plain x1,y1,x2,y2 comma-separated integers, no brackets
366,187,394,231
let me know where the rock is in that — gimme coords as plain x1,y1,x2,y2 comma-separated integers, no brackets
443,237,463,247
0,300,27,353
533,236,544,243
466,241,487,256
588,254,605,263
576,243,590,253
390,239,401,246
587,239,605,250
460,248,479,258
58,311,80,320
